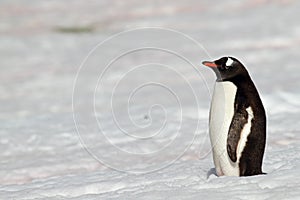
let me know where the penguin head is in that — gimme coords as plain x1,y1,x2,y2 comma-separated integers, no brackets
202,57,248,81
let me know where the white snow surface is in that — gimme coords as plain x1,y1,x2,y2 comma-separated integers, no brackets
1,0,300,199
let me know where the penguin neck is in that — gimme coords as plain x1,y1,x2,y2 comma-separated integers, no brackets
217,74,253,89
217,74,265,114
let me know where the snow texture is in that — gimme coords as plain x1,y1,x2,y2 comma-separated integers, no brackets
1,0,300,199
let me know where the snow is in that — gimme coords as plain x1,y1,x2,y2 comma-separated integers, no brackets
1,0,300,199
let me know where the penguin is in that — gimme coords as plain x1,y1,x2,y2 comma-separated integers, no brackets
202,56,266,176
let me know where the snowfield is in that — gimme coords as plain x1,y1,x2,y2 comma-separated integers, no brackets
1,0,300,199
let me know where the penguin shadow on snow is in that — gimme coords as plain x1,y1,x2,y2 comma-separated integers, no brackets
206,167,267,179
207,168,217,178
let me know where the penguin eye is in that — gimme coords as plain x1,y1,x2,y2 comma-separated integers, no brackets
219,64,228,71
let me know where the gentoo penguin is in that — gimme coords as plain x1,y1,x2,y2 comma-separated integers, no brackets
202,56,266,176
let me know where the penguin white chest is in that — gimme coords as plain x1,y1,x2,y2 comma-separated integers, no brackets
209,81,239,176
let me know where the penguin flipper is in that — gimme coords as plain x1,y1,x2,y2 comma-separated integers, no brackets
227,111,248,162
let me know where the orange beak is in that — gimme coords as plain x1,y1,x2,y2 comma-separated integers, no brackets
202,61,217,68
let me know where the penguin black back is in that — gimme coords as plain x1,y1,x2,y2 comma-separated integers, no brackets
229,74,266,175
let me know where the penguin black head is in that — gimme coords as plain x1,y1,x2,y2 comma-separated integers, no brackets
202,57,248,81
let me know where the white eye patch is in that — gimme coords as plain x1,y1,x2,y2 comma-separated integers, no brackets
226,58,234,66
